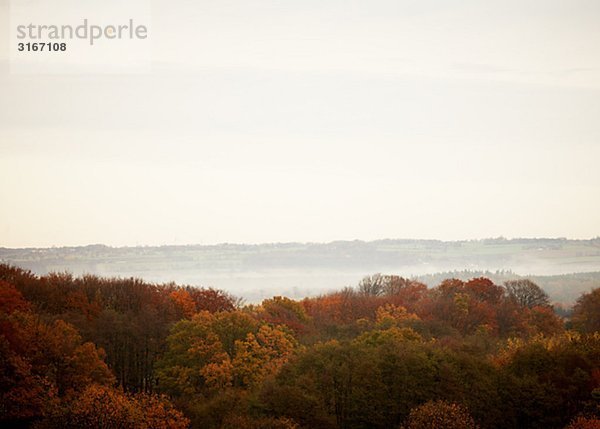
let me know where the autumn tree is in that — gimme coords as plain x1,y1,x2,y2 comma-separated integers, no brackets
188,287,237,313
52,384,190,429
571,288,600,333
420,279,499,335
522,305,564,336
384,277,428,308
170,289,197,319
156,310,298,427
0,284,114,425
375,303,419,329
464,278,504,304
258,296,311,335
232,324,297,388
401,400,478,429
220,415,299,429
496,332,600,428
262,327,501,429
59,384,137,428
564,416,600,429
0,280,30,314
0,265,239,393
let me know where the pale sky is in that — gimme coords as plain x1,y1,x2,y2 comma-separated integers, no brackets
1,0,600,247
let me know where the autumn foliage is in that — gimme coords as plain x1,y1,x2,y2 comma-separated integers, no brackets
1,263,600,429
402,400,478,429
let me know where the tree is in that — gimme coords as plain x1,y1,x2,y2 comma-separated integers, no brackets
0,280,30,314
571,288,600,333
156,310,297,396
375,304,419,329
61,384,137,428
131,392,191,429
262,334,492,429
464,278,504,304
496,332,600,429
154,312,233,399
259,296,311,335
522,306,564,336
188,287,237,313
564,416,600,429
402,400,478,429
420,278,501,335
358,274,387,296
170,290,197,319
386,278,428,312
220,415,299,429
1,304,114,424
232,325,297,388
504,280,550,308
54,384,190,429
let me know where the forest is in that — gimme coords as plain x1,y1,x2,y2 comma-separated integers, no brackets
1,263,599,429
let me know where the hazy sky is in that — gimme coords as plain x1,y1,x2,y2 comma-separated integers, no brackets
1,0,600,247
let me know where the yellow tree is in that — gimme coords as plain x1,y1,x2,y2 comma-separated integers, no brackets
232,325,297,388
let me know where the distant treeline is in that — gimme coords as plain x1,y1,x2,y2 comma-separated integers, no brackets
1,264,600,428
415,270,600,305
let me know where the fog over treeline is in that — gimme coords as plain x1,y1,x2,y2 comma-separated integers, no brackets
2,237,599,304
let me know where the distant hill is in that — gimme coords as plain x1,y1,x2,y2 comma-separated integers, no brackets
1,238,600,303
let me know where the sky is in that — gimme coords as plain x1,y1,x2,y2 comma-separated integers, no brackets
1,0,600,247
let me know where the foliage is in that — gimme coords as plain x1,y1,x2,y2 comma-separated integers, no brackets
494,332,600,428
42,384,190,428
564,416,600,429
571,288,600,333
0,263,238,392
258,296,311,335
401,400,478,429
2,264,600,429
0,286,113,424
220,415,299,429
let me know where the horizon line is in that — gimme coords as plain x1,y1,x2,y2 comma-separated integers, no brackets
2,235,600,251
